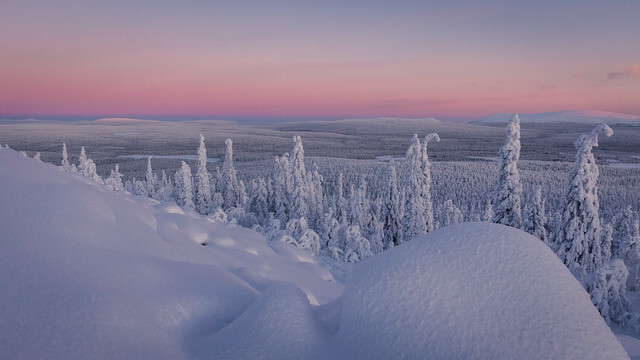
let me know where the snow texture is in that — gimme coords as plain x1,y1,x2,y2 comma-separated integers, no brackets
337,223,628,359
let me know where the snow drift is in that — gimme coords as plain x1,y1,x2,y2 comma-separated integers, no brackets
336,223,629,359
0,148,630,359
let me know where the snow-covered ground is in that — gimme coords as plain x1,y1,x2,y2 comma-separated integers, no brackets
117,154,220,162
0,148,632,359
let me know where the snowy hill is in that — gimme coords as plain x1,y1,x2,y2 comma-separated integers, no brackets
0,148,630,359
474,110,640,125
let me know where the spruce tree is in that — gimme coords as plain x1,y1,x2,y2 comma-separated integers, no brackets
61,143,70,171
493,114,523,228
221,139,240,209
383,161,403,248
524,187,548,243
174,161,195,209
554,123,613,281
194,134,212,214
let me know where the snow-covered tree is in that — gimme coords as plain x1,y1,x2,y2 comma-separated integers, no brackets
524,187,548,243
290,136,309,220
493,114,523,228
482,199,493,222
33,152,41,162
403,134,428,240
383,162,403,248
585,259,631,325
174,161,194,209
248,177,270,223
145,157,157,198
221,138,240,209
105,164,124,192
61,143,70,171
421,133,439,232
343,225,372,263
555,123,613,281
77,147,102,184
437,199,464,228
194,134,213,215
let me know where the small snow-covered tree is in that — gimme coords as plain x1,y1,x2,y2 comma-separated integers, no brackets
194,134,212,215
33,152,41,162
524,187,548,243
61,143,70,171
585,259,631,325
482,199,493,222
555,123,613,282
174,161,195,209
77,147,103,184
105,164,124,192
221,139,240,209
343,225,372,263
437,199,464,228
493,114,523,228
145,156,157,198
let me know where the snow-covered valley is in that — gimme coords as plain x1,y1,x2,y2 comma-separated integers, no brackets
0,143,634,359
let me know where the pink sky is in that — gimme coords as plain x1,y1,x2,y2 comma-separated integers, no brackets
1,1,639,121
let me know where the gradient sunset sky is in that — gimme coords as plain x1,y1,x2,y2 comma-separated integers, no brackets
1,0,639,121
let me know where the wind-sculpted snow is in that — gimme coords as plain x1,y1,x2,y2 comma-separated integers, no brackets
0,149,341,359
336,223,629,359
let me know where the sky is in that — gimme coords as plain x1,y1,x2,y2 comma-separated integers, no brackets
1,0,639,121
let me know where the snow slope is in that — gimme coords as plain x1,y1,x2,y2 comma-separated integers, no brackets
0,148,341,359
0,148,630,359
474,110,640,125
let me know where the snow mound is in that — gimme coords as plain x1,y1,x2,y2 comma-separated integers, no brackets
474,110,640,125
335,223,629,359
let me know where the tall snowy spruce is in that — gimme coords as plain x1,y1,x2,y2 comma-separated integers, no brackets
421,133,439,232
493,114,522,228
290,136,309,221
555,123,613,281
194,134,213,215
383,161,403,249
402,133,438,240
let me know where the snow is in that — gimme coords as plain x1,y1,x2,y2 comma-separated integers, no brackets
475,110,640,125
336,223,629,359
0,149,632,359
0,149,340,359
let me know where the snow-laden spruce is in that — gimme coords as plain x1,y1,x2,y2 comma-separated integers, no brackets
554,123,613,281
493,114,522,228
402,133,438,240
174,161,195,209
194,134,213,215
524,187,548,243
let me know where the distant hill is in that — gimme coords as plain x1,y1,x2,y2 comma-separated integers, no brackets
473,110,640,125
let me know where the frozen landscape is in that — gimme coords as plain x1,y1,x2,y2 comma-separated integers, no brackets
2,0,639,358
1,112,640,359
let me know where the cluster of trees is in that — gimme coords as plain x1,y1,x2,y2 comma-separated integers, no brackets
50,115,640,330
